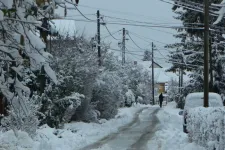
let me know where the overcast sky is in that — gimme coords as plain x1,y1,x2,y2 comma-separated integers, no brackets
54,0,182,68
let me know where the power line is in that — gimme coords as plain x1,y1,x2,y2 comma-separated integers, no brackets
65,0,95,21
109,48,199,68
129,31,169,45
101,18,120,40
54,17,207,30
78,4,172,22
127,33,146,50
126,31,174,53
160,0,219,18
109,48,144,56
104,15,204,26
155,49,169,59
126,45,146,52
155,57,202,68
125,47,144,60
102,29,122,39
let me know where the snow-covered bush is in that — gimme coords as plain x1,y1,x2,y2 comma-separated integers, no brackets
50,35,99,123
92,71,123,120
130,67,152,105
167,79,179,102
125,89,135,107
137,96,144,104
187,107,225,150
38,90,84,128
1,95,40,137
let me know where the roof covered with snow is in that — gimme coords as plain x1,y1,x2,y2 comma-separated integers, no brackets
139,61,190,83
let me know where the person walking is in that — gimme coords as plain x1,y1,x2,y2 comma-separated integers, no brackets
159,93,164,108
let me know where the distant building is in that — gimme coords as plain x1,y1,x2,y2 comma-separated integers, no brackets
139,61,190,95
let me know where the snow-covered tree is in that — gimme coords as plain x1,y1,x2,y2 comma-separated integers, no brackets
38,34,99,126
142,50,151,61
0,0,57,135
168,0,225,96
136,71,153,104
167,78,179,102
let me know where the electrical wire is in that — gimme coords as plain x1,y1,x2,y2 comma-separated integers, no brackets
125,47,144,60
54,17,207,30
109,48,144,56
65,0,95,21
109,47,200,68
160,0,219,18
127,33,146,50
102,29,122,39
101,18,120,40
78,4,173,22
126,45,146,52
129,31,169,45
104,15,204,26
104,25,120,40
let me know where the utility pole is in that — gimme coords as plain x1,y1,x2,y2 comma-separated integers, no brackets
152,42,155,105
204,0,209,107
122,28,126,65
97,10,101,66
181,68,183,91
178,68,181,94
209,35,213,92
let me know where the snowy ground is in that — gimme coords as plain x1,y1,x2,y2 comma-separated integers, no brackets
0,104,149,150
0,102,206,150
147,102,205,150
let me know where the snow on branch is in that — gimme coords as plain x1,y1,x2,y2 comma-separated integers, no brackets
213,0,225,24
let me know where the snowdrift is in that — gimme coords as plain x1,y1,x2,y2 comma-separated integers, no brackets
187,107,225,150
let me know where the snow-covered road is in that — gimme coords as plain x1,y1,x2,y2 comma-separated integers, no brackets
0,103,206,150
80,108,160,150
79,102,206,150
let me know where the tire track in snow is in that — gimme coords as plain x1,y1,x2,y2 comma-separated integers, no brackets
127,108,160,150
79,107,148,150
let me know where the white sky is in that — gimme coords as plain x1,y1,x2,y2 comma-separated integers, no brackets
54,0,182,68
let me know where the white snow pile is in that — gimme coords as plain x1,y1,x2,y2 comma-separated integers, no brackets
0,130,40,150
0,104,148,150
147,102,205,150
187,107,225,150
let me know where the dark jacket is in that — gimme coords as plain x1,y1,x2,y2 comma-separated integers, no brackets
159,93,163,102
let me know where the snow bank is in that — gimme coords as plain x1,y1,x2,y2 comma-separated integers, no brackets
147,102,205,150
187,107,225,150
0,104,148,150
0,130,39,150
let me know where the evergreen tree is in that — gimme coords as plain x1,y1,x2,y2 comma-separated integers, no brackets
168,0,225,95
142,50,151,61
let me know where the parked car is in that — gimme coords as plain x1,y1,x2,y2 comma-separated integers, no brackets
180,92,223,133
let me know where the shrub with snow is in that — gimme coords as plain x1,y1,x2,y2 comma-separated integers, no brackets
125,89,135,107
92,71,123,120
187,107,225,150
38,91,84,128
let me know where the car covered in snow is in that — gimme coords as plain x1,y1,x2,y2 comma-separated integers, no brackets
182,92,224,133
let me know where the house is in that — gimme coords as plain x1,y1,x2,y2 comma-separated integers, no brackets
139,61,190,95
